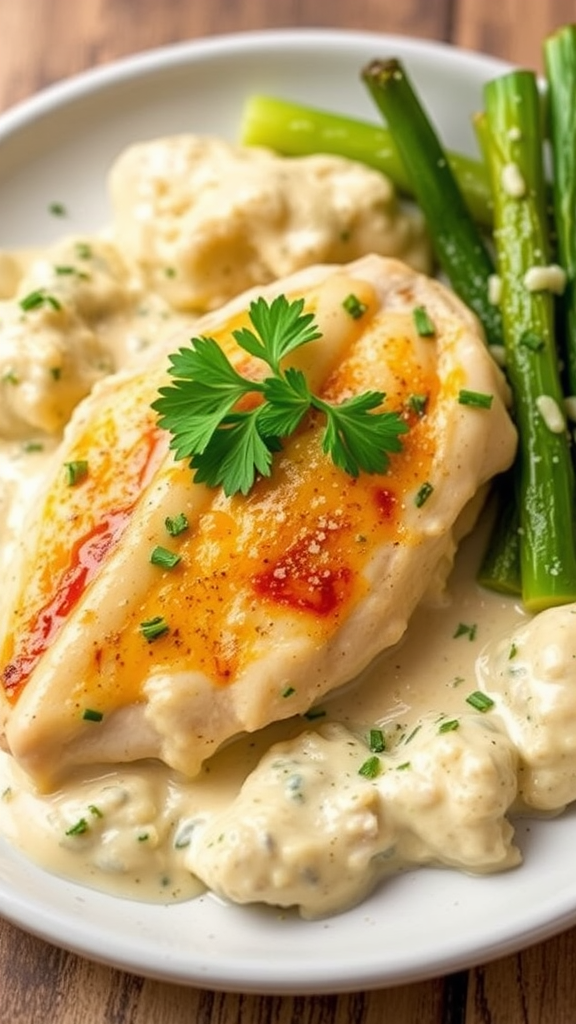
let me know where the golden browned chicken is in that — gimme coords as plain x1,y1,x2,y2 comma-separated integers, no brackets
0,255,516,788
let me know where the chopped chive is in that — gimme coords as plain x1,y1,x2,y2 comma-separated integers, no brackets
457,389,494,409
82,708,103,722
75,242,92,259
453,622,477,641
282,685,296,698
358,755,382,778
407,393,428,416
150,545,181,569
404,725,421,744
137,833,150,842
88,804,103,818
466,690,495,712
508,642,518,659
55,265,76,275
164,267,177,278
2,369,19,385
140,616,170,642
369,728,385,752
64,459,89,486
438,718,460,733
415,481,434,507
396,761,412,770
65,818,89,836
50,366,62,381
22,440,44,453
413,305,435,336
20,288,62,312
342,293,368,319
165,512,189,536
49,201,67,217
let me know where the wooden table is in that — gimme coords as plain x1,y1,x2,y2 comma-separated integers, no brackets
1,1,575,1021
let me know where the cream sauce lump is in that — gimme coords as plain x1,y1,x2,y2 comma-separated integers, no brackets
1,135,576,920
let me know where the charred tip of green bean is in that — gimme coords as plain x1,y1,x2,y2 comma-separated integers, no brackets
362,57,403,86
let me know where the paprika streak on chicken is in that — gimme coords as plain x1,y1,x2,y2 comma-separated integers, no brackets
0,255,516,789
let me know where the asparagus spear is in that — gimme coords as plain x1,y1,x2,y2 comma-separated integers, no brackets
544,24,576,396
483,69,576,612
239,93,494,229
361,59,503,350
476,471,521,596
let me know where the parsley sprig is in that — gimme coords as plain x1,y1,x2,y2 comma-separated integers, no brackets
152,294,408,496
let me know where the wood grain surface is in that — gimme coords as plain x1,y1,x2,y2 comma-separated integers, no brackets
1,2,576,1022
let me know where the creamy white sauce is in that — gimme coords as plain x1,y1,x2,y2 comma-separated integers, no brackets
3,136,576,920
1,522,526,912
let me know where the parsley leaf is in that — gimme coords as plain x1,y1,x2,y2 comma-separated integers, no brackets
259,368,312,436
154,336,259,457
152,293,408,496
190,413,277,495
233,294,321,373
317,391,408,476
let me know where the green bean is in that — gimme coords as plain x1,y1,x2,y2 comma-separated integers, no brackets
483,69,576,611
361,58,503,349
544,24,576,396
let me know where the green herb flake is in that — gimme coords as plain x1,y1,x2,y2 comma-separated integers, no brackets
509,642,518,659
466,690,495,713
22,441,44,453
2,369,19,385
396,761,412,771
20,288,62,313
50,366,62,381
75,242,93,260
407,393,429,416
49,201,67,217
137,833,150,842
457,389,494,410
150,545,181,570
369,728,385,753
404,725,421,745
358,755,381,779
282,686,296,698
65,818,89,836
140,615,170,642
64,459,89,486
164,267,177,278
519,329,544,352
82,708,103,722
303,706,327,721
412,306,435,337
165,512,189,537
88,804,103,818
438,718,460,734
342,293,368,319
152,293,409,497
453,622,477,641
415,481,434,508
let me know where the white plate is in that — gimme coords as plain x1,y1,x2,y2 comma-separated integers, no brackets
2,28,575,996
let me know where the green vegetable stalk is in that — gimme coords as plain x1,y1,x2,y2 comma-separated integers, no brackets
483,69,576,612
544,24,576,397
361,58,503,350
239,93,494,229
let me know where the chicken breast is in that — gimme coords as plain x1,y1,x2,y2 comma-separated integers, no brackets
0,255,516,789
